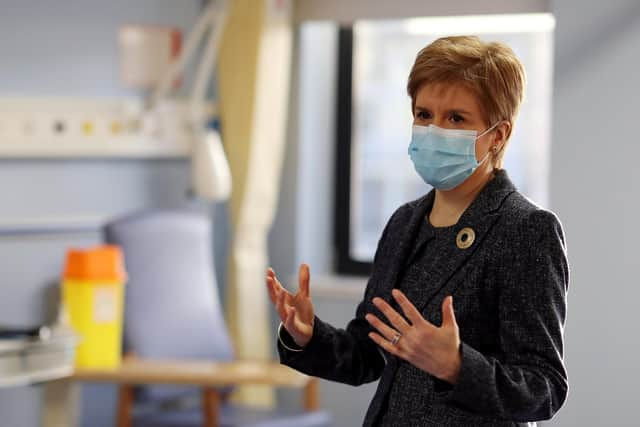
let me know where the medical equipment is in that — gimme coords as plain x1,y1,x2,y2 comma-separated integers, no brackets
149,0,232,202
0,0,232,202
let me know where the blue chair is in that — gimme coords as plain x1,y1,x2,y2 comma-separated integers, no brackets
105,210,331,427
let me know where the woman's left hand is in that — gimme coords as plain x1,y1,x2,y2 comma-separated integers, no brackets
365,289,462,384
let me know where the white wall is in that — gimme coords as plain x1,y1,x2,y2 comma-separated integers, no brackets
550,0,640,426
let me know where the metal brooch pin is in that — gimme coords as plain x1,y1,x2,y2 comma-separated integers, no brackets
456,227,475,249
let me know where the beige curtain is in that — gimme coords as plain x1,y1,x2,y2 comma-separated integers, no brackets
218,0,293,407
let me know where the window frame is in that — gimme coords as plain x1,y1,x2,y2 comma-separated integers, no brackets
334,26,373,276
333,19,554,276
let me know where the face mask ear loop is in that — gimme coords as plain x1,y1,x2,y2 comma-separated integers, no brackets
477,149,492,167
475,125,501,169
475,121,502,170
476,121,501,140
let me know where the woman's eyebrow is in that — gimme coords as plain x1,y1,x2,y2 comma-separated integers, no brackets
446,108,473,115
414,105,473,115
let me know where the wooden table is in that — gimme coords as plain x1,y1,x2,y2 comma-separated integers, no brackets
43,359,318,427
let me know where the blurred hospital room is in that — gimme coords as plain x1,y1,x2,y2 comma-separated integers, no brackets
0,0,637,426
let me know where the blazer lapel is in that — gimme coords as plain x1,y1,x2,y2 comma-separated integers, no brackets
372,192,434,370
402,170,517,315
379,191,435,299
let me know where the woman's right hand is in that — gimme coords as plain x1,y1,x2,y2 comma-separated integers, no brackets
266,264,315,347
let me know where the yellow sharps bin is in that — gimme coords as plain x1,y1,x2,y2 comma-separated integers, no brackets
62,245,127,368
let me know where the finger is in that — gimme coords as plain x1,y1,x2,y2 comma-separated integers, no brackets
284,305,297,332
269,269,285,292
391,289,425,326
269,269,292,303
274,287,289,322
442,296,458,328
266,267,278,285
372,297,411,333
298,263,310,297
266,276,279,305
365,313,402,343
368,332,403,358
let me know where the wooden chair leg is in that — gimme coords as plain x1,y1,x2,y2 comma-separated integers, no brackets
303,377,319,411
202,388,220,427
116,385,134,427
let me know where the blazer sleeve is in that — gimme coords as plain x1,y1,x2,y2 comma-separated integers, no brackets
277,302,385,386
437,209,569,422
276,208,404,386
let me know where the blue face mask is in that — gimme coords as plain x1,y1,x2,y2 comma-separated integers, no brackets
408,123,498,190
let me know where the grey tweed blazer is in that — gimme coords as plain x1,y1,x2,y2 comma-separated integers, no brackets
278,170,569,426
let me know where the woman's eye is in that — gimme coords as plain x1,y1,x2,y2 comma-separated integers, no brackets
416,111,431,120
450,114,464,123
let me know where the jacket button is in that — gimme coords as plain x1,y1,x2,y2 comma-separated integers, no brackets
456,227,475,249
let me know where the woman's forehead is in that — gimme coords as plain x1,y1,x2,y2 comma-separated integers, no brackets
415,82,482,111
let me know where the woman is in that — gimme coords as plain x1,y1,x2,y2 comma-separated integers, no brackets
266,36,568,426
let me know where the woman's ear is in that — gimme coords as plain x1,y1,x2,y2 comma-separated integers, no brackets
493,121,511,152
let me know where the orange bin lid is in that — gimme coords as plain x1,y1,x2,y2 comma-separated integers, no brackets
63,245,127,282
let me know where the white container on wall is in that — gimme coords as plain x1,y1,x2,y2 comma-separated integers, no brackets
118,25,182,90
